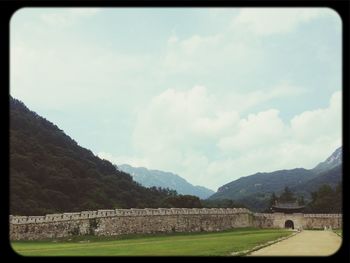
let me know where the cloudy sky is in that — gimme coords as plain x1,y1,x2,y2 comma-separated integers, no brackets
10,8,342,190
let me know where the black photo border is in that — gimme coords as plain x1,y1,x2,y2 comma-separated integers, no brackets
1,0,349,262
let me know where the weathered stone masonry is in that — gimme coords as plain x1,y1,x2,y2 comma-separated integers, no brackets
9,208,342,241
252,212,342,230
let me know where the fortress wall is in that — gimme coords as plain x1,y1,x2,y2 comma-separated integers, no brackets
95,213,253,237
10,219,91,241
252,213,342,230
9,208,253,241
303,214,342,229
9,209,342,241
252,213,275,228
268,213,305,229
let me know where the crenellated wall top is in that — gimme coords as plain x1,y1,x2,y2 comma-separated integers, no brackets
303,213,342,218
10,207,252,224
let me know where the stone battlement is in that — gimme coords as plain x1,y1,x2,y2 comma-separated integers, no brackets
9,208,342,241
253,213,275,218
303,214,342,218
10,207,251,225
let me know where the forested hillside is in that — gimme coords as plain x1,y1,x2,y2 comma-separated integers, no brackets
10,97,178,215
209,147,342,211
291,165,342,196
209,168,320,204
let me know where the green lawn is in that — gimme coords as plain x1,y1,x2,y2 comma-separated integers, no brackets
11,228,292,256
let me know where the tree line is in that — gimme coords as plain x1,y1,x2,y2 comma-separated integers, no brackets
265,184,342,213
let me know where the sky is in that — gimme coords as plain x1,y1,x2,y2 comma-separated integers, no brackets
10,8,342,191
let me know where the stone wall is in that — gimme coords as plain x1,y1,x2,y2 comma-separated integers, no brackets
252,213,275,228
9,208,342,241
9,208,253,241
303,214,342,229
252,213,342,230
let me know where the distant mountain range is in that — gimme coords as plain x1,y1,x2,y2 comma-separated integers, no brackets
208,147,342,211
117,164,215,199
11,95,341,215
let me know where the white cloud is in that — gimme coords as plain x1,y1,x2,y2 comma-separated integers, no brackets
131,86,215,153
11,8,314,113
191,110,240,137
167,35,179,44
220,83,306,113
117,88,342,189
162,29,262,77
10,39,153,110
291,91,342,142
232,8,327,36
218,109,289,152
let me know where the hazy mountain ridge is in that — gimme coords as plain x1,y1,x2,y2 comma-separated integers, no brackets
209,147,342,211
312,146,342,173
293,164,342,194
212,168,323,203
118,164,215,199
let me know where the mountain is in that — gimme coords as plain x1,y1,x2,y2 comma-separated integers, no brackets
209,147,342,211
312,146,342,173
117,164,215,199
293,164,342,194
210,168,317,201
10,97,176,216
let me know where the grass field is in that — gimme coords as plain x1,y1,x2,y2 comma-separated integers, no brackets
11,228,293,256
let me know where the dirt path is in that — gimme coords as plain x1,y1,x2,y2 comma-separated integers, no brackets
249,230,342,256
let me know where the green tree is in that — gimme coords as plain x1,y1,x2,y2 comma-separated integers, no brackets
162,195,202,208
279,186,295,202
262,192,278,213
306,184,342,213
297,195,305,206
201,199,246,208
